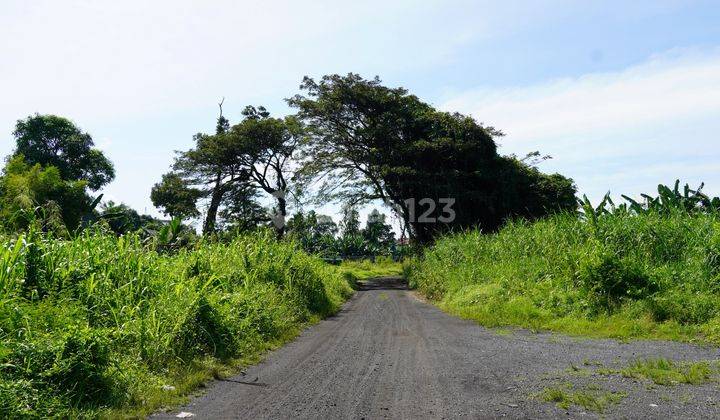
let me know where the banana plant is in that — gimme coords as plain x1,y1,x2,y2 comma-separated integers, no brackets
589,180,720,219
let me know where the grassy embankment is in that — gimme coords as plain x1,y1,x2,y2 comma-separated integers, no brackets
339,257,404,283
0,229,354,418
408,211,720,345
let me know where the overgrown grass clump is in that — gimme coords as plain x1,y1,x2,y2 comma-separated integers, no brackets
621,358,719,386
408,211,720,344
540,384,625,413
339,257,404,283
0,228,352,418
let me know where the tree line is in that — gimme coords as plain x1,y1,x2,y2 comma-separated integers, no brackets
0,73,577,250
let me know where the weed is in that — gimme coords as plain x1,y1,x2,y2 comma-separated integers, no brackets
540,385,625,413
621,358,719,386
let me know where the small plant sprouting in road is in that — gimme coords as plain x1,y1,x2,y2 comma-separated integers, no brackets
566,363,591,377
540,384,626,413
621,358,719,386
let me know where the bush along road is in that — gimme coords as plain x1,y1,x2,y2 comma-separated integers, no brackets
154,277,720,419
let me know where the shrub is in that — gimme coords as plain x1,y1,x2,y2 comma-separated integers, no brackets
578,250,656,312
706,225,720,279
172,296,236,361
45,327,114,406
647,291,719,324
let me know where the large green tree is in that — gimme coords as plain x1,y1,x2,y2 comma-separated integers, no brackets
225,106,304,237
155,105,301,236
12,114,115,190
1,115,114,232
163,112,252,234
289,74,577,243
362,209,395,254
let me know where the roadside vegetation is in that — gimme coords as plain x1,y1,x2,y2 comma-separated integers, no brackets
339,257,404,283
0,228,352,418
538,357,720,413
408,182,720,345
5,72,719,417
540,384,626,413
620,358,720,386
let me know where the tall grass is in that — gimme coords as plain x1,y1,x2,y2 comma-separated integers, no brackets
408,211,720,344
339,256,404,283
0,228,352,418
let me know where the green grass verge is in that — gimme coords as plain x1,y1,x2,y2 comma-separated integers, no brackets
407,212,720,345
338,257,404,283
0,229,353,418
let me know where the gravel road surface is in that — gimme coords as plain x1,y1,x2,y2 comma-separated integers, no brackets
153,277,720,419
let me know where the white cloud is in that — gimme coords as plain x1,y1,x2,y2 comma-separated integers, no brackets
442,48,720,141
441,48,720,200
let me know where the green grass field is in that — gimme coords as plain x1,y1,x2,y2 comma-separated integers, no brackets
407,211,720,345
0,229,353,418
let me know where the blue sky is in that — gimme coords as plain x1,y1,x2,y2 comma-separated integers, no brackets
1,0,719,228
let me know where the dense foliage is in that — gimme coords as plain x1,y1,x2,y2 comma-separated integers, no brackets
150,173,203,220
290,74,577,242
12,115,114,191
0,155,91,232
287,207,399,258
154,105,302,236
1,115,116,233
408,183,720,344
0,230,352,418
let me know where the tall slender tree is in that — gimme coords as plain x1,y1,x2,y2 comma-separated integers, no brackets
225,106,304,238
155,102,254,234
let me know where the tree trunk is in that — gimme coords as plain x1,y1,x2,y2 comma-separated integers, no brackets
203,174,225,235
275,194,287,239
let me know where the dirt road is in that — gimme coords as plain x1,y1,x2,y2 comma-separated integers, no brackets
154,277,720,419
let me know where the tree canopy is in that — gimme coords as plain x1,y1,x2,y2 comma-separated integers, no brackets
167,116,253,234
155,105,303,236
289,73,576,242
1,114,115,233
225,106,305,237
150,173,202,220
12,114,115,191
